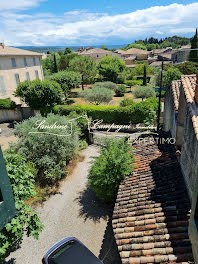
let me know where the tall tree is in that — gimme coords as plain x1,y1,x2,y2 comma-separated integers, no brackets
189,29,198,63
64,47,72,55
53,54,58,73
69,56,97,90
143,65,147,86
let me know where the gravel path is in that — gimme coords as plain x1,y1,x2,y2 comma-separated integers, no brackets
5,145,121,264
0,123,17,151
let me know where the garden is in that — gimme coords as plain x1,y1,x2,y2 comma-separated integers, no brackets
0,49,189,261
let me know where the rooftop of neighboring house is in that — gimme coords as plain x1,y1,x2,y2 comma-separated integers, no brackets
171,74,198,139
0,43,42,57
124,55,136,61
152,47,173,55
179,45,191,50
116,48,150,56
77,47,117,55
149,61,172,67
171,80,181,111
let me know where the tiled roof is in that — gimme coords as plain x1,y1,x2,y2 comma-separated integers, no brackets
181,74,198,140
113,138,194,264
124,48,150,55
0,45,42,56
78,48,117,55
171,80,181,111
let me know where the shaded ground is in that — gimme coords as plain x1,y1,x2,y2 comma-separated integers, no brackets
0,123,17,151
4,145,121,264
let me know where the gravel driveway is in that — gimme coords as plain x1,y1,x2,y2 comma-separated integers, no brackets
4,145,121,264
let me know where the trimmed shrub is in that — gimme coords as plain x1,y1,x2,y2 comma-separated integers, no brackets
115,85,126,97
53,98,158,125
92,81,117,90
88,138,133,202
124,80,142,87
14,113,79,185
79,87,113,105
120,98,135,107
0,98,16,109
132,86,156,101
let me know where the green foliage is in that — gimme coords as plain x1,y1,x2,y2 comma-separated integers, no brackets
156,91,166,98
0,150,43,261
189,29,198,63
14,113,79,185
15,79,63,111
64,47,72,55
119,98,135,107
163,68,182,88
69,56,97,86
0,98,16,109
97,55,126,83
50,71,81,97
143,65,147,86
88,138,133,202
92,81,117,90
143,109,157,127
122,43,147,51
133,86,156,101
115,85,126,97
79,87,113,105
176,61,198,75
53,98,158,125
53,54,58,73
124,80,142,87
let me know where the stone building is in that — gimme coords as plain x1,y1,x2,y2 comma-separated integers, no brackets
164,74,198,262
0,43,44,104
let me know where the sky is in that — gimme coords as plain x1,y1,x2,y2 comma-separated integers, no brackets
0,0,197,46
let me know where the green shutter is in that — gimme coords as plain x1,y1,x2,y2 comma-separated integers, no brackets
0,146,16,231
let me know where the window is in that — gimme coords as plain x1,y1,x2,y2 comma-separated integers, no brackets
11,58,16,68
15,73,20,86
0,75,6,95
35,70,39,79
33,57,36,66
24,58,28,67
26,72,30,81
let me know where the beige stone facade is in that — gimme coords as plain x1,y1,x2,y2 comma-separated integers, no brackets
0,45,44,104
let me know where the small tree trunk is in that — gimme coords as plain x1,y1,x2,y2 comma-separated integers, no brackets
82,75,84,90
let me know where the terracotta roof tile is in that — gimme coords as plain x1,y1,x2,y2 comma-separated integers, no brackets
113,137,194,263
171,80,181,111
0,45,42,56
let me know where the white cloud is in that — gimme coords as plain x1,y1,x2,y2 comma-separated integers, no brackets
0,0,46,11
0,3,198,46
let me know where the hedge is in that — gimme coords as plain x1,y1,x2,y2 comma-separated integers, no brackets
0,98,16,109
53,98,158,125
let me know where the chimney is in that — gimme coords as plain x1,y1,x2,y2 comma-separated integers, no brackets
195,73,198,104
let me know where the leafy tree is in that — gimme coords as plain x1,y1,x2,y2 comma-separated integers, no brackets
163,68,182,88
143,65,147,86
101,45,108,50
132,86,156,101
14,113,80,185
97,56,126,83
88,138,133,202
53,54,58,73
120,98,135,107
15,79,63,111
69,56,97,90
176,61,198,75
79,86,113,105
59,53,79,71
64,47,72,55
0,149,43,261
189,29,198,63
50,71,81,97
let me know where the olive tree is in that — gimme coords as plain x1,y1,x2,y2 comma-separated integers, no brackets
132,86,156,101
79,87,113,105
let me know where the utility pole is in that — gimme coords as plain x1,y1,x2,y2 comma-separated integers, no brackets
157,60,164,132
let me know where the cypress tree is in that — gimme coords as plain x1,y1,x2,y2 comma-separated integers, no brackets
189,29,198,63
143,65,147,86
53,54,58,73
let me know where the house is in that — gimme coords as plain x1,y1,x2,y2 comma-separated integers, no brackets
151,47,173,57
171,45,191,64
0,43,44,104
116,48,151,61
76,47,121,62
164,74,198,262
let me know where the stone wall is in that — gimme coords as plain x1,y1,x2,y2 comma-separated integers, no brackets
0,107,39,123
163,87,176,139
180,107,198,202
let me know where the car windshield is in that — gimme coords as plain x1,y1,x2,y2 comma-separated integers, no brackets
48,240,102,264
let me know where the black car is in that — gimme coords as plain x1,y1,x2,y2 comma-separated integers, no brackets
42,237,103,264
